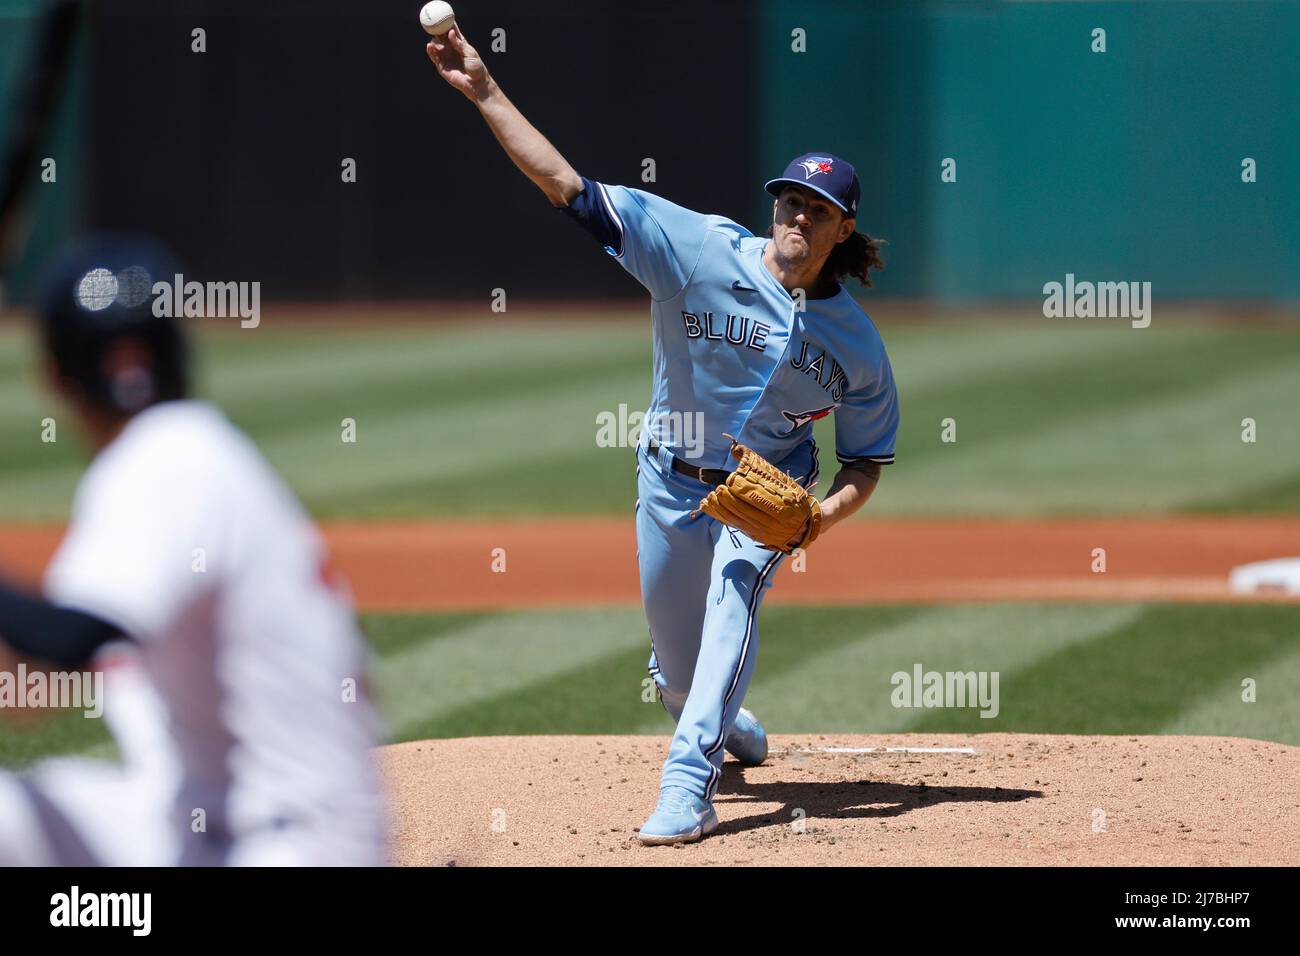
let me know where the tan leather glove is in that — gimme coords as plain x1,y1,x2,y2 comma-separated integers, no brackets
694,436,821,554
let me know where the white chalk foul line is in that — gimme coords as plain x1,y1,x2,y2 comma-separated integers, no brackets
776,746,978,755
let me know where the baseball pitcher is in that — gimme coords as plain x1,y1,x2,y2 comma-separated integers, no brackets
427,26,898,845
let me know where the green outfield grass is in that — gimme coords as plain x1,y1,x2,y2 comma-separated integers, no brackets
0,314,1297,520
4,602,1297,768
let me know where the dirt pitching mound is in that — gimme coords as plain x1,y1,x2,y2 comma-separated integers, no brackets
380,734,1300,866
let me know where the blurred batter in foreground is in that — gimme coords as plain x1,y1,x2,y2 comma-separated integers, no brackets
0,236,387,865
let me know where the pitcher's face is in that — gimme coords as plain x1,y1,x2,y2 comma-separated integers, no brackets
771,185,855,271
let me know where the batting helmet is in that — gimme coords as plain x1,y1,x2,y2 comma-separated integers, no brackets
36,233,189,416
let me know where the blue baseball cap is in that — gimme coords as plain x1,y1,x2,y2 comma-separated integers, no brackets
764,152,860,218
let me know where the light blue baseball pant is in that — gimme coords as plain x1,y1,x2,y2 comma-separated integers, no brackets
635,440,790,800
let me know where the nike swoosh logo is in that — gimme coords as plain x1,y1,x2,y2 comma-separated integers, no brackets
731,279,758,292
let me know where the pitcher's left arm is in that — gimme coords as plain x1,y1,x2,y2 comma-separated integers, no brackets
816,459,882,535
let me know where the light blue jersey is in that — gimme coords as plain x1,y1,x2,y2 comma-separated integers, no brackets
593,181,898,472
563,178,900,804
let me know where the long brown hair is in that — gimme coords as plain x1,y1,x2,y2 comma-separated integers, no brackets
824,229,886,288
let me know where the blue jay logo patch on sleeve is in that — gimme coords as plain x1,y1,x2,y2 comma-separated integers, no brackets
781,404,839,433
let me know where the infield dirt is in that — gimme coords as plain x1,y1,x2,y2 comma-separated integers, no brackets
381,733,1300,866
3,516,1299,608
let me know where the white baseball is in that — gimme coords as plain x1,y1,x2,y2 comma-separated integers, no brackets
419,1,456,36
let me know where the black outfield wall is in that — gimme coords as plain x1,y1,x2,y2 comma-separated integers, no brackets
86,0,759,301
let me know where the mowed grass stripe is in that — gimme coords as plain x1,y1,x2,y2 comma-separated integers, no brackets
198,322,640,392
822,324,1300,475
654,603,1144,735
362,611,494,656
2,321,1297,518
329,444,642,517
260,371,649,510
0,319,1024,400
1159,641,1300,746
1192,470,1300,515
866,361,1300,514
376,603,1298,746
398,643,657,740
0,323,645,425
0,323,651,518
408,606,926,740
0,462,84,521
815,322,1296,400
203,324,649,512
4,602,1297,768
0,327,84,512
0,709,114,768
908,604,1300,739
201,325,649,440
373,607,649,739
0,613,499,768
879,324,1129,393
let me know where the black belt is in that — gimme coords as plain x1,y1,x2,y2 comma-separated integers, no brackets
646,438,731,487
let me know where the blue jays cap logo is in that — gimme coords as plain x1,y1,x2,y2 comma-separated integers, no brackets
765,152,861,217
798,157,835,180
